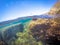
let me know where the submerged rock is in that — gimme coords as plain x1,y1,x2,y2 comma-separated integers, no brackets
29,18,60,45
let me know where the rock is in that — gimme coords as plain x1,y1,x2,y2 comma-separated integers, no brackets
29,18,60,45
48,1,60,15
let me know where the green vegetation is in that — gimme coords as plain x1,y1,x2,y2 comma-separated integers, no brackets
9,20,43,45
12,32,43,45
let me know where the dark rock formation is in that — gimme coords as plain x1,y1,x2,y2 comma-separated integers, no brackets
29,18,60,45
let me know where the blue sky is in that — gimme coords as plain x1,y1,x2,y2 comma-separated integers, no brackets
0,0,57,22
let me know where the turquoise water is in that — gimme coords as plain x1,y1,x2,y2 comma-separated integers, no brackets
0,18,32,29
0,14,54,29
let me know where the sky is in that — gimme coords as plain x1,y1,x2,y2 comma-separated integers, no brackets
0,0,57,22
